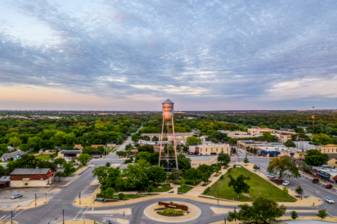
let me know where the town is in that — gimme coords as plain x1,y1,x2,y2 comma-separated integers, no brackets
0,100,337,224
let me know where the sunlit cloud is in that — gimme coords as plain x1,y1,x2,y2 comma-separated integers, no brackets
0,0,337,109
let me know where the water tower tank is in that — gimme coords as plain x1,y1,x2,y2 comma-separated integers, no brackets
162,99,174,121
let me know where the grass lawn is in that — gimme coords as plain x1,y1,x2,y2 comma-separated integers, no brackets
35,154,52,161
152,184,172,192
204,166,295,202
178,184,193,194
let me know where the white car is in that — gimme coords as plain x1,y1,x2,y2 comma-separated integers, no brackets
10,193,23,199
282,180,290,186
325,197,335,204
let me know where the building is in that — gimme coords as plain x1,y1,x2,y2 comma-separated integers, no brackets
0,176,10,188
58,150,81,161
1,150,25,162
189,143,230,156
187,155,218,168
141,132,194,145
247,127,274,135
237,140,291,157
319,144,337,158
220,130,259,139
10,168,54,187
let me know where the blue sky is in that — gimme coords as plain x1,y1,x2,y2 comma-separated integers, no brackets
1,0,337,110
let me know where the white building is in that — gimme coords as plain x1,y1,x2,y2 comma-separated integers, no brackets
189,143,230,156
187,155,218,168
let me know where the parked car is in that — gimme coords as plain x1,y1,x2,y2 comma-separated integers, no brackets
312,178,319,184
10,193,23,199
282,180,290,186
325,183,333,189
325,197,335,204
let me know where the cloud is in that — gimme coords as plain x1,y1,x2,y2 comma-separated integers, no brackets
266,76,337,100
0,0,337,109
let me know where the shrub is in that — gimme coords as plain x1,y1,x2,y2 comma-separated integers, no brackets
157,208,184,217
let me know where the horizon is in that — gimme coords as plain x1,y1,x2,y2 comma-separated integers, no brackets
1,1,337,110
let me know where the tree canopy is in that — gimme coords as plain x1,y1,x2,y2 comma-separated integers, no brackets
267,156,300,179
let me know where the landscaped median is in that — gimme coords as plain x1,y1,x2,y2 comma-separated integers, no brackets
203,166,296,202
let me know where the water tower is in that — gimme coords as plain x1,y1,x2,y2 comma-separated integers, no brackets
159,99,179,170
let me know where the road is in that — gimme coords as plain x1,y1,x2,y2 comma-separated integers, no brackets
234,148,337,216
0,136,132,224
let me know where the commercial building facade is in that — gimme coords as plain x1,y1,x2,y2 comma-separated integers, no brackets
10,168,54,187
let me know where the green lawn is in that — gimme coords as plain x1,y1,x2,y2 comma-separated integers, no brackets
204,166,295,202
178,184,193,194
35,154,52,161
151,184,172,192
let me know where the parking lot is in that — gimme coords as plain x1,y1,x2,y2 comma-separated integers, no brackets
0,187,59,211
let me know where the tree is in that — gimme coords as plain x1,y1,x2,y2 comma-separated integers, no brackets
312,133,334,145
284,140,296,148
146,165,166,186
8,136,22,147
0,165,6,176
27,136,42,151
295,185,303,199
78,153,91,166
317,210,328,219
259,132,278,142
244,156,249,164
228,174,250,198
178,154,191,170
291,211,298,220
227,197,286,224
186,136,202,146
135,151,158,165
93,166,121,190
207,131,230,143
304,149,329,166
267,156,300,180
217,153,230,167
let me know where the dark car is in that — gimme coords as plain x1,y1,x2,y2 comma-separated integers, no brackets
325,183,333,189
312,178,319,184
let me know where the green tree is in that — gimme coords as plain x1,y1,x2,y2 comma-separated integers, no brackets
217,153,230,166
8,136,22,147
135,151,158,165
295,185,303,199
291,211,298,220
317,210,328,219
146,165,166,186
304,149,329,166
186,136,202,146
228,174,250,198
27,136,42,151
93,166,121,190
312,133,334,145
78,153,91,166
284,140,296,148
227,197,286,224
267,156,300,180
177,154,191,170
259,132,278,142
0,165,6,176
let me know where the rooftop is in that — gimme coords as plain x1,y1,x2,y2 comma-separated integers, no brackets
10,168,51,175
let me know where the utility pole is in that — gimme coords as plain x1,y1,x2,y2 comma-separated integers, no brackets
62,209,65,224
10,211,13,224
35,193,37,207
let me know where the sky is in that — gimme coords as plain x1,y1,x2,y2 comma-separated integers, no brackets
1,0,337,111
